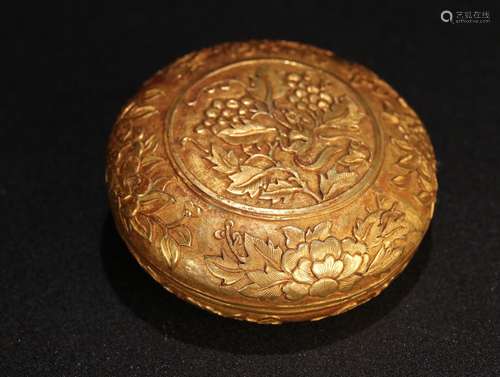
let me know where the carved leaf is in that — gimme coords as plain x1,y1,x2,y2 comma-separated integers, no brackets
338,148,368,167
282,226,305,249
143,134,158,152
353,211,382,249
260,180,302,204
160,235,180,268
170,225,192,247
392,137,413,151
217,125,278,145
353,201,410,259
382,110,400,124
142,155,165,167
206,145,239,174
129,215,153,241
379,207,410,247
296,145,343,171
227,165,266,198
397,154,417,170
418,161,434,181
142,88,165,101
392,173,412,187
139,191,175,214
127,105,159,120
249,112,283,129
367,245,403,275
239,283,283,298
240,233,283,271
417,174,434,193
305,221,332,242
244,154,275,169
337,274,363,291
246,265,290,288
120,156,141,176
320,168,357,200
205,256,246,285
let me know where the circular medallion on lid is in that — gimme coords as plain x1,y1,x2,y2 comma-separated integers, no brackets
167,58,383,217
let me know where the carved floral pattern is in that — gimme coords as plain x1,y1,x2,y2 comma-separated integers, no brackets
205,196,411,300
383,101,437,206
183,68,372,207
107,101,201,269
105,41,437,322
158,40,334,81
347,63,437,207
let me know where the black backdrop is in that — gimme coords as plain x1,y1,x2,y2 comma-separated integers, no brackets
1,2,499,376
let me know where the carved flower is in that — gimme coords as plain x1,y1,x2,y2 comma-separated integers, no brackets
120,175,152,217
108,128,176,240
393,122,434,174
192,69,372,206
108,102,201,271
384,103,437,205
117,174,174,238
206,202,410,301
281,237,369,300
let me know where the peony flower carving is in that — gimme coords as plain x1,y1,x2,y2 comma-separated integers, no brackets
205,197,411,301
281,236,369,300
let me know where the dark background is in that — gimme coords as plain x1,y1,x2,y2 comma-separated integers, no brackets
1,1,499,376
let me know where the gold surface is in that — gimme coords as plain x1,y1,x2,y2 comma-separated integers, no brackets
106,40,437,323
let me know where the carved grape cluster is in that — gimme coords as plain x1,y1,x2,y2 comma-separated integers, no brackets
284,73,362,131
195,97,259,134
286,72,333,113
184,67,372,207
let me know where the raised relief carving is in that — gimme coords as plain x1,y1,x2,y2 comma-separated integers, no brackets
106,41,438,323
173,63,376,209
383,100,437,207
107,99,202,269
205,196,412,300
346,64,437,208
157,40,334,81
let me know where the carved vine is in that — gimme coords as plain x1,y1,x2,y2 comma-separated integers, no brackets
184,68,372,206
107,99,202,269
383,100,437,206
347,64,437,207
205,196,411,300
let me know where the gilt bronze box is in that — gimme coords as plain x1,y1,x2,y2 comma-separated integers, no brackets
106,40,437,323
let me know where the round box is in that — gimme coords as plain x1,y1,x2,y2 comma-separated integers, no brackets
106,40,437,323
